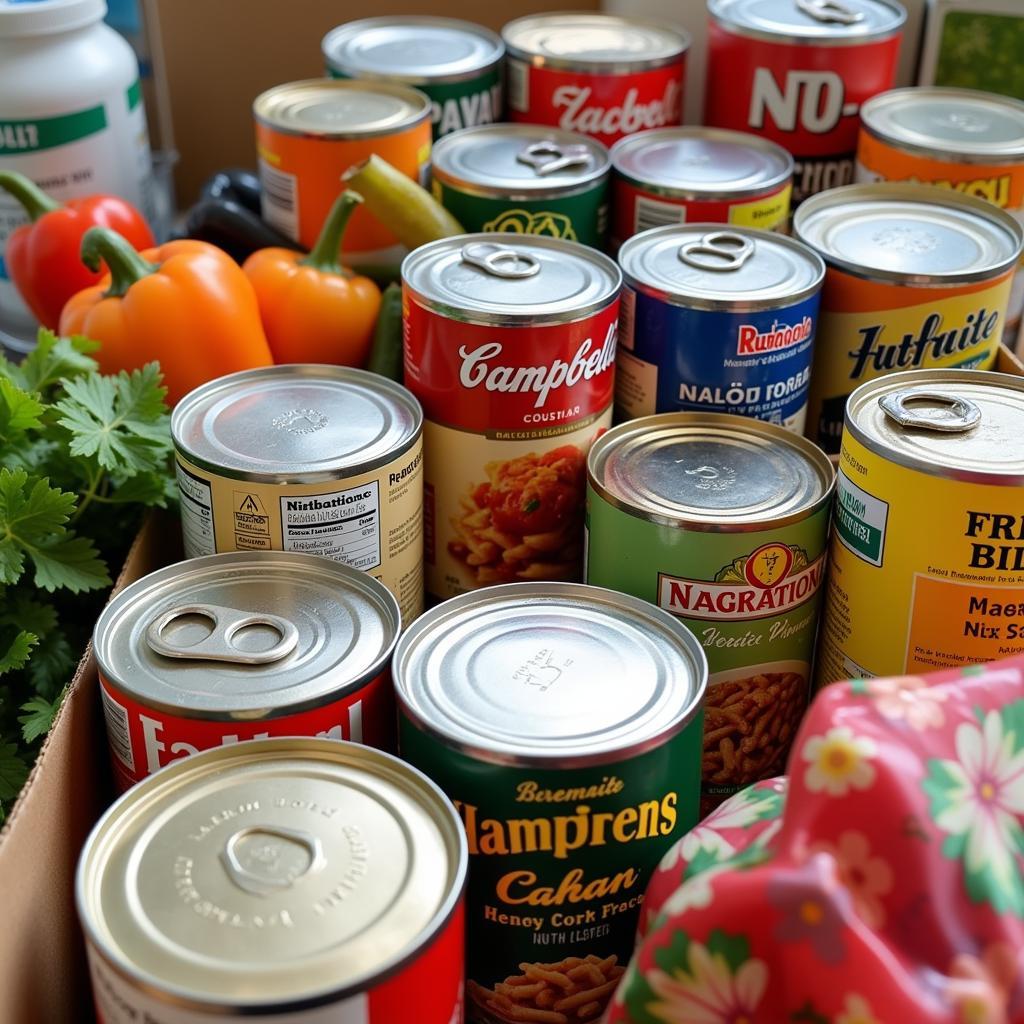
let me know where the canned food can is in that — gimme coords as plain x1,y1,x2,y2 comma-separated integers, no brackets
817,369,1024,684
322,17,504,139
94,551,401,790
585,413,835,810
610,127,793,248
705,0,906,204
77,738,467,1023
795,182,1024,453
402,234,621,600
856,87,1024,337
430,124,610,248
502,13,689,148
171,365,424,623
253,79,431,255
393,582,707,1024
616,225,824,431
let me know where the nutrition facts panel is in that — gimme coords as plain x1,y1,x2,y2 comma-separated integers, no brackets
280,481,382,570
175,463,215,557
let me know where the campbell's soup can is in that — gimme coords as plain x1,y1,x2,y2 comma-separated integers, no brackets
794,182,1024,453
586,414,834,812
172,365,424,623
253,79,431,258
402,234,621,600
610,127,793,249
857,87,1024,338
705,0,905,205
430,123,611,248
322,17,504,139
616,225,824,431
817,370,1024,684
393,582,706,1024
77,738,467,1023
502,13,689,148
94,551,401,790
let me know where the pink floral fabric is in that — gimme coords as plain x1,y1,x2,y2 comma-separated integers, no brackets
605,657,1024,1024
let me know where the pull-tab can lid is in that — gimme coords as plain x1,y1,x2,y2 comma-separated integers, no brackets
707,0,905,42
93,552,401,717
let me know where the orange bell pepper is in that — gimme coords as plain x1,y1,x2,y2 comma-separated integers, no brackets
59,229,273,405
243,190,381,367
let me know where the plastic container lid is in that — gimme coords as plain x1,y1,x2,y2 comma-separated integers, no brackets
0,0,105,37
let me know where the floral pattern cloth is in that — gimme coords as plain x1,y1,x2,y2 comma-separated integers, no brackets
605,657,1024,1024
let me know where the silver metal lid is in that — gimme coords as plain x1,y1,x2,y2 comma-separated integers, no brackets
845,370,1024,482
402,233,621,324
431,124,610,198
611,127,793,199
76,739,466,1009
618,225,824,310
93,552,400,716
708,0,906,43
172,365,422,483
794,183,1023,284
253,79,431,139
588,412,835,528
394,582,707,766
502,13,689,72
322,17,503,84
861,88,1024,163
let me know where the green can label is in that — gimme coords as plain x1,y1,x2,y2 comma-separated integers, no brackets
585,490,830,809
399,719,701,1024
433,177,609,249
328,66,502,139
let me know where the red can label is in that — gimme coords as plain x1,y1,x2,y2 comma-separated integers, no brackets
403,297,619,599
507,57,685,147
704,23,900,203
99,672,394,791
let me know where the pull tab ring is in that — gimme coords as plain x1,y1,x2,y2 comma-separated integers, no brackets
516,140,593,176
795,0,865,24
678,231,755,272
879,389,982,433
146,603,300,664
461,242,540,279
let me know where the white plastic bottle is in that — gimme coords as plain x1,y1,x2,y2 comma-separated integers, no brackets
0,0,154,346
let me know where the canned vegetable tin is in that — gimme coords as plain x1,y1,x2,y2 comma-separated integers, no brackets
795,182,1024,454
856,87,1024,336
402,234,621,600
171,366,424,623
77,739,467,1024
430,124,610,248
616,225,824,432
394,582,706,1024
502,13,689,148
705,0,906,204
610,127,793,248
817,370,1024,684
586,413,834,809
94,552,401,790
322,17,504,139
253,79,431,255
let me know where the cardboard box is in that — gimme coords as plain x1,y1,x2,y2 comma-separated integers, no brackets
3,345,1023,1022
145,0,600,205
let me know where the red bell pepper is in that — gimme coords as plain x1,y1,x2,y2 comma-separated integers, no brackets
0,171,155,329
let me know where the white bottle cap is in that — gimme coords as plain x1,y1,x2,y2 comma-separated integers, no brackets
0,0,107,39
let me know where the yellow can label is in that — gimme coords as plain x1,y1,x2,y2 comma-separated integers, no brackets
806,269,1014,452
727,183,792,231
816,430,1024,685
176,445,424,623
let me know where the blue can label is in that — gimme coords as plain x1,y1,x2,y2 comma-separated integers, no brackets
615,287,820,432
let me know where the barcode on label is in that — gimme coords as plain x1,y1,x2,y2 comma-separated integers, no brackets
508,58,529,113
258,159,298,240
634,195,686,233
100,687,135,772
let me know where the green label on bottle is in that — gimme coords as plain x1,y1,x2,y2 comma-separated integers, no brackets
126,80,142,111
0,105,107,155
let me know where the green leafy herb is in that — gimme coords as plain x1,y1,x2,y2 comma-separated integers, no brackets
0,329,175,818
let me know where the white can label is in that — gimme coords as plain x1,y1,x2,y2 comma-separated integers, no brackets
280,481,381,569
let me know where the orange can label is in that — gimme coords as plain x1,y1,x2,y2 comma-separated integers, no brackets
255,122,431,254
